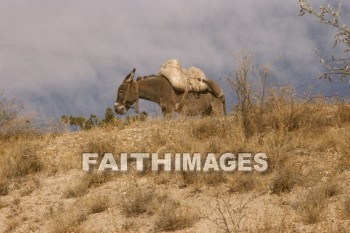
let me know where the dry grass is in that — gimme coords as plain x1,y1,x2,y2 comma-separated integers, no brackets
181,172,204,186
20,178,40,196
342,196,350,219
204,171,227,187
251,212,295,233
270,166,298,194
4,218,19,233
84,135,117,156
85,194,109,214
206,193,253,233
0,199,8,209
154,198,199,232
0,92,44,141
0,85,349,232
63,180,89,198
49,194,109,233
48,205,87,233
63,172,112,198
178,170,227,188
298,188,327,224
0,140,43,179
191,118,229,140
320,178,340,198
120,182,156,217
0,179,9,196
227,52,350,138
121,218,138,232
229,173,256,193
84,171,113,188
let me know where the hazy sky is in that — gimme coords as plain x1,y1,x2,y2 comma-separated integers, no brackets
0,0,349,119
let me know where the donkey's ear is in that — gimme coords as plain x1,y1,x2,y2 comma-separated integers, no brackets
124,68,136,83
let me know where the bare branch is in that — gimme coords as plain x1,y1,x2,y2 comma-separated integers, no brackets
299,0,350,81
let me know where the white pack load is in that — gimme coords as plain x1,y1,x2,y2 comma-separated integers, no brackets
159,59,209,92
159,59,188,90
187,66,208,92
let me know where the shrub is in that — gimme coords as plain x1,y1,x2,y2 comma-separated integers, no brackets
342,196,350,219
63,181,89,198
298,189,326,224
227,51,350,138
84,171,113,188
120,183,155,217
271,168,298,194
63,172,112,198
48,206,87,233
0,180,9,196
85,194,109,214
229,174,256,193
191,118,228,140
0,140,43,179
206,193,253,232
62,107,123,130
321,179,340,198
125,111,148,125
84,136,117,159
0,92,39,138
154,199,199,232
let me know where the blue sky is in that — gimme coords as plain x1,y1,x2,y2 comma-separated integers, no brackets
0,0,349,119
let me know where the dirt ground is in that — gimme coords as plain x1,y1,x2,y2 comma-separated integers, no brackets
0,116,350,233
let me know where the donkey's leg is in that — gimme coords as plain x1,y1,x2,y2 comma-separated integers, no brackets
165,105,175,119
165,112,174,119
160,103,167,117
160,103,174,119
175,88,189,112
161,108,167,118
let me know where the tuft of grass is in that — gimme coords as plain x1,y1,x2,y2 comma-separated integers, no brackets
154,198,199,232
48,207,87,233
63,172,112,198
298,189,326,224
84,135,117,159
84,171,113,188
0,140,43,179
321,179,340,198
181,172,203,186
121,218,138,232
191,118,229,140
206,193,253,233
86,194,109,214
229,174,256,193
4,218,19,233
227,52,350,138
0,179,9,196
20,179,40,197
63,180,89,198
342,196,350,219
125,111,148,125
251,212,295,233
0,92,40,139
120,183,155,217
204,171,227,187
271,167,298,194
0,199,8,209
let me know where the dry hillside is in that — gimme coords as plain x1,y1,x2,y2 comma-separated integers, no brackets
0,95,350,233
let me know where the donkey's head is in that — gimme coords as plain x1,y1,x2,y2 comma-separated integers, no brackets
114,68,139,115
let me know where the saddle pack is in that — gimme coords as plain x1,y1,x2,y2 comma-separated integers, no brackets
159,59,209,92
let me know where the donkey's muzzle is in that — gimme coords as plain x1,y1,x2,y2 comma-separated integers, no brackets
114,103,126,115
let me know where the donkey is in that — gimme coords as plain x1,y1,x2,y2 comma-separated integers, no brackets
114,69,226,117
